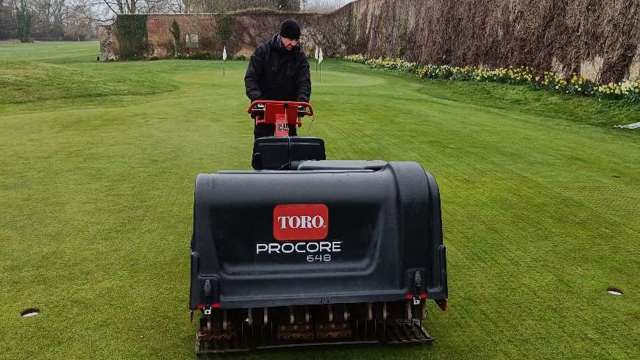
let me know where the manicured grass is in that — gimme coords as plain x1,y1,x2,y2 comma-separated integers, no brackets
1,42,639,359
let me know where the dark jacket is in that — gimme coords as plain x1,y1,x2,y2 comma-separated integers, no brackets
245,35,311,102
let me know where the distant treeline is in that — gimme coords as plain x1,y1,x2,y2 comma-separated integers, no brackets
0,0,305,42
0,0,96,41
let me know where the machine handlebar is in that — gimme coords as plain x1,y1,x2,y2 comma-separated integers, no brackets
247,100,314,117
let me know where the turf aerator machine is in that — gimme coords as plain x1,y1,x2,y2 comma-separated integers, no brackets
189,101,448,355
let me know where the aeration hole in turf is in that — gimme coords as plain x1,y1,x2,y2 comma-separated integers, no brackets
20,308,40,318
607,287,624,296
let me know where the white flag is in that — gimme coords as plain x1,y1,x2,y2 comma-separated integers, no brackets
315,46,319,60
318,48,324,64
222,46,227,61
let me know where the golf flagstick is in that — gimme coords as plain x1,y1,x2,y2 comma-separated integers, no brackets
222,46,227,76
318,47,323,82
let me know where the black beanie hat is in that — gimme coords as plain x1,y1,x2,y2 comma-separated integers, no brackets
280,19,301,40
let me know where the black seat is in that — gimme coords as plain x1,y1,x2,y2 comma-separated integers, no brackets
252,137,326,170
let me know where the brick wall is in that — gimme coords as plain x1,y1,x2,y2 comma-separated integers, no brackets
99,0,640,82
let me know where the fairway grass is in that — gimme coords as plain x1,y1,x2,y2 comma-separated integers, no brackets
1,42,639,359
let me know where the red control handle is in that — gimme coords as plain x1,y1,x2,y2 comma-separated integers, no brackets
247,100,314,117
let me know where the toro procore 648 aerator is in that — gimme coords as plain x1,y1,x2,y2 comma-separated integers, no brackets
189,101,448,355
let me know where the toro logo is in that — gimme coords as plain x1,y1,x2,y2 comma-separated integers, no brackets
273,204,328,241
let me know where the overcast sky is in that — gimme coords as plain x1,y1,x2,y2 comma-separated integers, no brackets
304,0,355,8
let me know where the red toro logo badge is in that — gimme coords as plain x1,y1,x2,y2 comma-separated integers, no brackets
273,204,329,241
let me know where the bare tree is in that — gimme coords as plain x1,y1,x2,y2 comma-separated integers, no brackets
100,0,179,14
17,0,31,41
0,0,18,39
30,0,66,39
179,0,192,13
101,0,133,14
64,0,95,39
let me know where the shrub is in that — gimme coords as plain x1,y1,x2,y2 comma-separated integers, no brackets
115,15,149,60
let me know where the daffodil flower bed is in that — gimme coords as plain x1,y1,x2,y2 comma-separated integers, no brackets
344,55,640,103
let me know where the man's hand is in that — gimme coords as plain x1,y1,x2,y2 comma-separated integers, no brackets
297,105,306,116
251,103,265,119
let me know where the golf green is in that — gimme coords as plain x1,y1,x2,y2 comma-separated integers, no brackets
1,41,638,359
